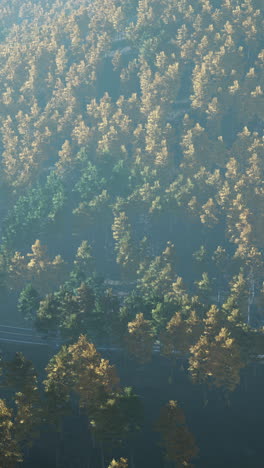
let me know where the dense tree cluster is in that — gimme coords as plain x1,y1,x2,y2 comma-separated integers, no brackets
155,400,198,468
0,0,263,398
0,0,263,466
0,340,143,467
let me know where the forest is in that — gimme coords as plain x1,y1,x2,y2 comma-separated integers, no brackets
0,0,264,466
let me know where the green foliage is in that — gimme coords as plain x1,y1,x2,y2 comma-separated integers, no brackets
35,294,61,335
0,5,263,464
34,276,122,344
72,241,95,281
1,353,42,451
17,284,41,321
2,172,66,249
90,387,143,444
2,352,38,396
0,399,23,467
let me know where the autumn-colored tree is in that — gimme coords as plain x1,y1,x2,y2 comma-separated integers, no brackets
45,335,120,415
8,240,67,295
2,353,42,447
26,240,67,294
108,458,128,468
0,0,263,465
43,345,73,427
44,334,122,468
0,0,263,339
189,327,245,392
125,313,156,363
155,400,198,467
0,399,22,468
161,310,202,358
67,335,120,412
112,210,138,273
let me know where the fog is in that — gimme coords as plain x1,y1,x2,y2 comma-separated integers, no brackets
0,0,263,467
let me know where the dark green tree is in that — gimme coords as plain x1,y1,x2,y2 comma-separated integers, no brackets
17,284,41,321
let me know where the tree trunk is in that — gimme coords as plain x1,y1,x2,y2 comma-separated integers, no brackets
243,374,248,393
203,387,208,407
247,296,251,326
217,288,221,305
130,447,135,468
55,446,60,468
91,429,96,449
100,442,105,468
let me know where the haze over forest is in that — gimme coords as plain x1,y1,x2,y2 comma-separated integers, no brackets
0,0,264,467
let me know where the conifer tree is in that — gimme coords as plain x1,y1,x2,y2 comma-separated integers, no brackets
125,313,156,363
155,400,198,467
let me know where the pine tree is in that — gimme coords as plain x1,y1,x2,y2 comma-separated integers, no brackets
125,313,156,363
0,399,22,468
155,400,198,467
